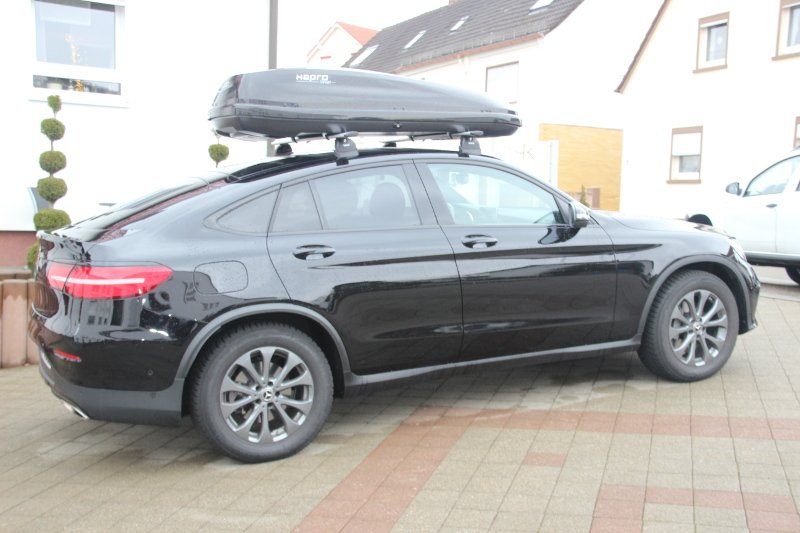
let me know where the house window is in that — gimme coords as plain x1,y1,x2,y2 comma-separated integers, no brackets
450,16,468,32
696,13,728,71
350,44,377,67
669,127,703,182
33,0,123,95
403,30,426,50
776,1,800,58
485,62,518,104
794,117,800,148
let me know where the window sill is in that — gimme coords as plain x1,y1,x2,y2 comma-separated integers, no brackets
667,179,702,184
693,64,727,74
29,88,128,109
773,51,800,61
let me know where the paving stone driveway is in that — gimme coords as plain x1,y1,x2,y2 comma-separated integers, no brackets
0,281,798,532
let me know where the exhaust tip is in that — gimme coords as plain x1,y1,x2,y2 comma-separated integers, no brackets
63,401,89,420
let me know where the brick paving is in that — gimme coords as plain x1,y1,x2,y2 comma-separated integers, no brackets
0,278,798,532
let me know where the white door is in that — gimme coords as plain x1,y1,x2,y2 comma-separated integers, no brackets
775,156,800,255
724,156,799,254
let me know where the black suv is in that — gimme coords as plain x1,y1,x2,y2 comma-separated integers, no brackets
30,70,759,463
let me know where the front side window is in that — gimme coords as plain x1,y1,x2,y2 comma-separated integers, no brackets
428,163,563,226
777,1,800,57
696,14,728,70
311,166,421,230
744,156,800,197
670,127,703,182
33,0,123,95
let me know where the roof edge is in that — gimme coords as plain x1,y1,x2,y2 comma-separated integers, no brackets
616,0,670,94
393,32,545,74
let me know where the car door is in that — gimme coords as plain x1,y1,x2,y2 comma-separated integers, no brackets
267,163,462,375
417,160,617,362
774,155,800,255
725,155,799,254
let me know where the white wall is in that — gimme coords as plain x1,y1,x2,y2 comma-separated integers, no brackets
1,0,274,229
620,1,800,218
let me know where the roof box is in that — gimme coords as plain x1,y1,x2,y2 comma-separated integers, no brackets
209,68,521,142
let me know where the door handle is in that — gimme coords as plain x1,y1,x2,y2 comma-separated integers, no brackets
461,235,498,249
765,203,778,208
293,245,335,260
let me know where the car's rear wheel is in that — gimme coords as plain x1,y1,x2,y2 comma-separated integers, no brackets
191,323,333,463
639,270,738,382
786,266,800,286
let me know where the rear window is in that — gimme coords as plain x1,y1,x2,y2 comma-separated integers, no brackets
75,176,226,230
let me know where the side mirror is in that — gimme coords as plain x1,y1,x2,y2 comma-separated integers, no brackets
566,202,590,229
725,182,741,195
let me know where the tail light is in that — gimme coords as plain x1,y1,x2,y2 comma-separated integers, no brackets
46,263,172,299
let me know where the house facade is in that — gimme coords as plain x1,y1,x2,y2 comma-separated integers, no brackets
618,0,800,218
1,0,274,266
344,0,661,210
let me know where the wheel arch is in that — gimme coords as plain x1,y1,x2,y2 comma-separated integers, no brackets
637,256,752,338
178,304,350,414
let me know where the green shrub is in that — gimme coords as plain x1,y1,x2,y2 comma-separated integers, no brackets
37,176,68,203
39,150,66,175
47,95,62,115
27,243,40,272
41,118,65,142
34,208,71,231
208,143,229,167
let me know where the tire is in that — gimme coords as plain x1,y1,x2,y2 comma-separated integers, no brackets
638,270,738,382
191,322,333,463
786,266,800,286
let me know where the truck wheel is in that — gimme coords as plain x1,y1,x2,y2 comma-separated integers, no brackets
191,323,332,463
639,270,738,382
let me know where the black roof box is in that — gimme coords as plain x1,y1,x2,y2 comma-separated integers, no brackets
209,68,521,141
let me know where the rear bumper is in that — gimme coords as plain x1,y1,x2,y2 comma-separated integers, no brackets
38,349,183,426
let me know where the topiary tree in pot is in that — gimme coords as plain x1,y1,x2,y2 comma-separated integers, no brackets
208,132,230,168
28,95,72,271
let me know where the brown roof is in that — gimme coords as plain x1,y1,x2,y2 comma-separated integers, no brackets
615,0,670,93
337,21,378,45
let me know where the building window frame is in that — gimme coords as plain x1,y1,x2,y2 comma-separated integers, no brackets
485,62,519,104
695,13,729,72
31,0,125,104
668,126,703,184
794,117,800,149
775,0,800,60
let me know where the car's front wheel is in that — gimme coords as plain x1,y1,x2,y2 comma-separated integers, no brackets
639,270,738,382
191,323,333,463
786,266,800,286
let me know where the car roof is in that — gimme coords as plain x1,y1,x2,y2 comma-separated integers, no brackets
221,147,498,183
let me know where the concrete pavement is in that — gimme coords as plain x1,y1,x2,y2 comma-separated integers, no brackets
0,276,798,532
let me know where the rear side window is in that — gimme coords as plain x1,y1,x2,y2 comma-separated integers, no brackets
271,182,322,233
212,191,277,234
311,166,421,230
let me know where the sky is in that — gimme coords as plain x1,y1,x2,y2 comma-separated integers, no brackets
275,0,449,67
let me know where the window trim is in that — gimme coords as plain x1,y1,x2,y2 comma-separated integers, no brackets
695,13,729,73
668,126,703,184
30,0,126,105
775,0,800,60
